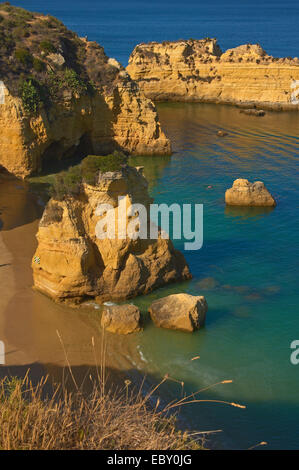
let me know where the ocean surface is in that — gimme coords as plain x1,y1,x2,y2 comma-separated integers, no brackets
8,0,299,449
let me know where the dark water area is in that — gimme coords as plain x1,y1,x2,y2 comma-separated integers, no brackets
13,0,299,65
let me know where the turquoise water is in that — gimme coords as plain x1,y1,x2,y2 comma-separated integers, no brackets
129,103,299,449
11,0,299,449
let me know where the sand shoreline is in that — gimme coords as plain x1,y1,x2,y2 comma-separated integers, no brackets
0,177,146,390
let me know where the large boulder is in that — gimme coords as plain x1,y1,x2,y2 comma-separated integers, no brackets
148,293,208,332
101,304,142,334
225,179,276,206
32,165,191,303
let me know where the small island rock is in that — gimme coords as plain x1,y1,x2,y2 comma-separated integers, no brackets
148,293,208,333
225,179,276,206
101,304,142,335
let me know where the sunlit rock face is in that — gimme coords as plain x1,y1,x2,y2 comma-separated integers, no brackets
0,6,171,178
127,39,299,109
225,179,276,207
149,293,208,332
32,166,191,303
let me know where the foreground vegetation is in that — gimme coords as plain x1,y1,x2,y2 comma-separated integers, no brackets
0,373,204,450
51,152,128,199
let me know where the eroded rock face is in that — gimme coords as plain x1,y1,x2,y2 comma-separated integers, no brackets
225,179,276,206
148,293,208,332
0,77,170,179
0,11,170,179
101,304,142,334
127,39,299,109
32,166,191,303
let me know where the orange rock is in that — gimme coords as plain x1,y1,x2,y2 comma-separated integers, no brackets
32,166,191,303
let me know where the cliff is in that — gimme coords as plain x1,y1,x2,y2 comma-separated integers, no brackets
127,39,299,109
0,5,170,178
32,163,191,303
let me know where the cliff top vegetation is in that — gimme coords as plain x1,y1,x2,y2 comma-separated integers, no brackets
0,2,122,112
51,152,128,199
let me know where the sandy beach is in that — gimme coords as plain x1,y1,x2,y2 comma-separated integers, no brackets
0,174,145,389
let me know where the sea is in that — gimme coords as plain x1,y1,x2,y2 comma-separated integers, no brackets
9,0,299,449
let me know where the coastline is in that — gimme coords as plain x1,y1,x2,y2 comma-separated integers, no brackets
0,177,148,389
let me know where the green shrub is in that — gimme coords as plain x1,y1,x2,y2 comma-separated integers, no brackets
81,152,128,184
39,40,56,54
33,57,45,72
51,152,128,198
63,68,87,95
51,165,82,199
15,48,33,66
19,79,42,113
13,26,30,38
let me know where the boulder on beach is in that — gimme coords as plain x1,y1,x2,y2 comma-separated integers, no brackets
148,293,208,333
101,304,142,334
225,179,276,207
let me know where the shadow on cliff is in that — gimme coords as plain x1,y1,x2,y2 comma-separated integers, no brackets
0,171,43,231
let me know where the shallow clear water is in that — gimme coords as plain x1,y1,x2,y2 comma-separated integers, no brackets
9,0,299,449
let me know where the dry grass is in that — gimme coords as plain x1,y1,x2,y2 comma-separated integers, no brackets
0,372,206,450
0,333,248,450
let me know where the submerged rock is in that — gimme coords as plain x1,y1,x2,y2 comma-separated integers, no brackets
148,293,208,332
32,165,191,303
217,130,228,137
240,109,266,116
225,179,276,207
101,304,142,334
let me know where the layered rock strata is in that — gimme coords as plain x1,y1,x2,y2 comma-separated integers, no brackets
127,39,299,109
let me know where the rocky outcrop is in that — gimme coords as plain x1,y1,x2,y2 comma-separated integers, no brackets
101,304,142,334
127,39,299,109
225,179,276,206
32,165,191,303
148,293,208,332
0,6,170,178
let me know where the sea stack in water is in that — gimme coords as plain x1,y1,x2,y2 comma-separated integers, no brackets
32,161,191,303
225,179,276,206
127,39,299,110
148,293,208,332
101,304,142,334
0,5,170,178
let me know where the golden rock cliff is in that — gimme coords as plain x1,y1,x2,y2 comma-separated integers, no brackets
0,6,170,178
127,39,299,109
32,166,191,303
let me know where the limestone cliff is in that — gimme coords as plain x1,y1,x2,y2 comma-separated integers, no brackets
0,5,170,178
32,165,191,303
127,39,299,109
